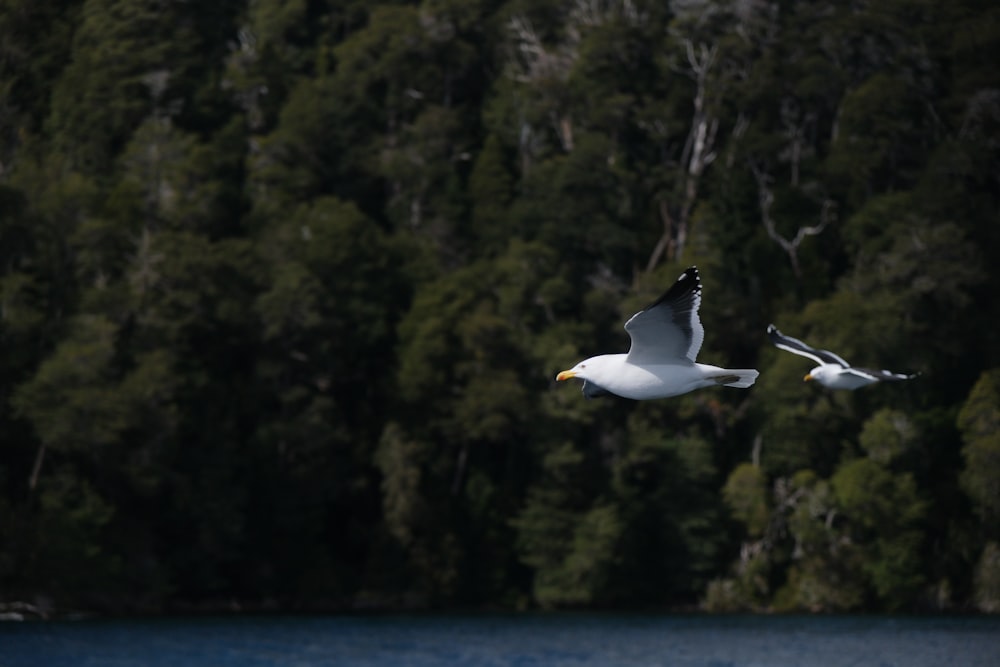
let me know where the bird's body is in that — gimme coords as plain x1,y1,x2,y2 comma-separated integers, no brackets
570,355,757,400
556,268,759,400
767,324,917,390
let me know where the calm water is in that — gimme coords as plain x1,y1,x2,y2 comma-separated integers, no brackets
1,613,998,667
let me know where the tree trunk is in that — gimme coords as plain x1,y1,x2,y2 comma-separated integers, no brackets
29,442,46,491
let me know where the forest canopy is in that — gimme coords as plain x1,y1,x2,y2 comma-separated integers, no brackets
0,0,998,615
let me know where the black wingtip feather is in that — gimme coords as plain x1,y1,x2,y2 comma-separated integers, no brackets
649,266,700,309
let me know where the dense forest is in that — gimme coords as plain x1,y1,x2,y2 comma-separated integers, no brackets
1,0,998,616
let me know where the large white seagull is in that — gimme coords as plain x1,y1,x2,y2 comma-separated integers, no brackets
556,267,759,400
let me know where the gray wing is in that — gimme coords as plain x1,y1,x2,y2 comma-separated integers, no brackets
624,267,703,365
767,324,850,368
851,367,918,382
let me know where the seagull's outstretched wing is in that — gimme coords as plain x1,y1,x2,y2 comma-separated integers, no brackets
625,267,704,365
850,367,919,382
767,324,850,368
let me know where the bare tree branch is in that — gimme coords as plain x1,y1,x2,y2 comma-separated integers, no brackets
749,158,835,279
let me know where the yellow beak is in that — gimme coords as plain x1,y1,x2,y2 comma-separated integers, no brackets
556,370,576,382
804,373,813,381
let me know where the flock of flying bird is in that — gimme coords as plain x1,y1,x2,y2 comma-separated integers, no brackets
556,266,918,401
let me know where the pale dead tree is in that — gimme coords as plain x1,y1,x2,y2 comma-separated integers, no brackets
142,69,171,106
643,0,781,272
724,111,750,169
507,15,577,153
507,3,645,158
778,99,818,187
749,159,835,279
28,444,45,491
645,40,720,272
122,118,181,225
222,28,268,131
128,227,166,328
732,472,805,579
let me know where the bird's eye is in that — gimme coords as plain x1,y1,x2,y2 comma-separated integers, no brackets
580,364,586,369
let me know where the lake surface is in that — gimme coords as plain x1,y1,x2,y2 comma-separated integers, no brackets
1,613,998,667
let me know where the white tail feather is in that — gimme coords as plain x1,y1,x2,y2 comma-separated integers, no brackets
715,369,759,389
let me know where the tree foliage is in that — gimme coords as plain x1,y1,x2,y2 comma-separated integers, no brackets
0,0,997,614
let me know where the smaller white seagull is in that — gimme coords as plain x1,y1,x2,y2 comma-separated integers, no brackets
767,324,917,390
556,267,759,400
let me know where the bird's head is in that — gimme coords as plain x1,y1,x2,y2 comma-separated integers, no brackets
804,364,836,384
557,362,589,383
556,356,612,384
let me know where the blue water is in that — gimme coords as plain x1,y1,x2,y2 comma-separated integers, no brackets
1,613,998,667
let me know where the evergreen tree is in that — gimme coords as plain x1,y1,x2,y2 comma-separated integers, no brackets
0,0,998,614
